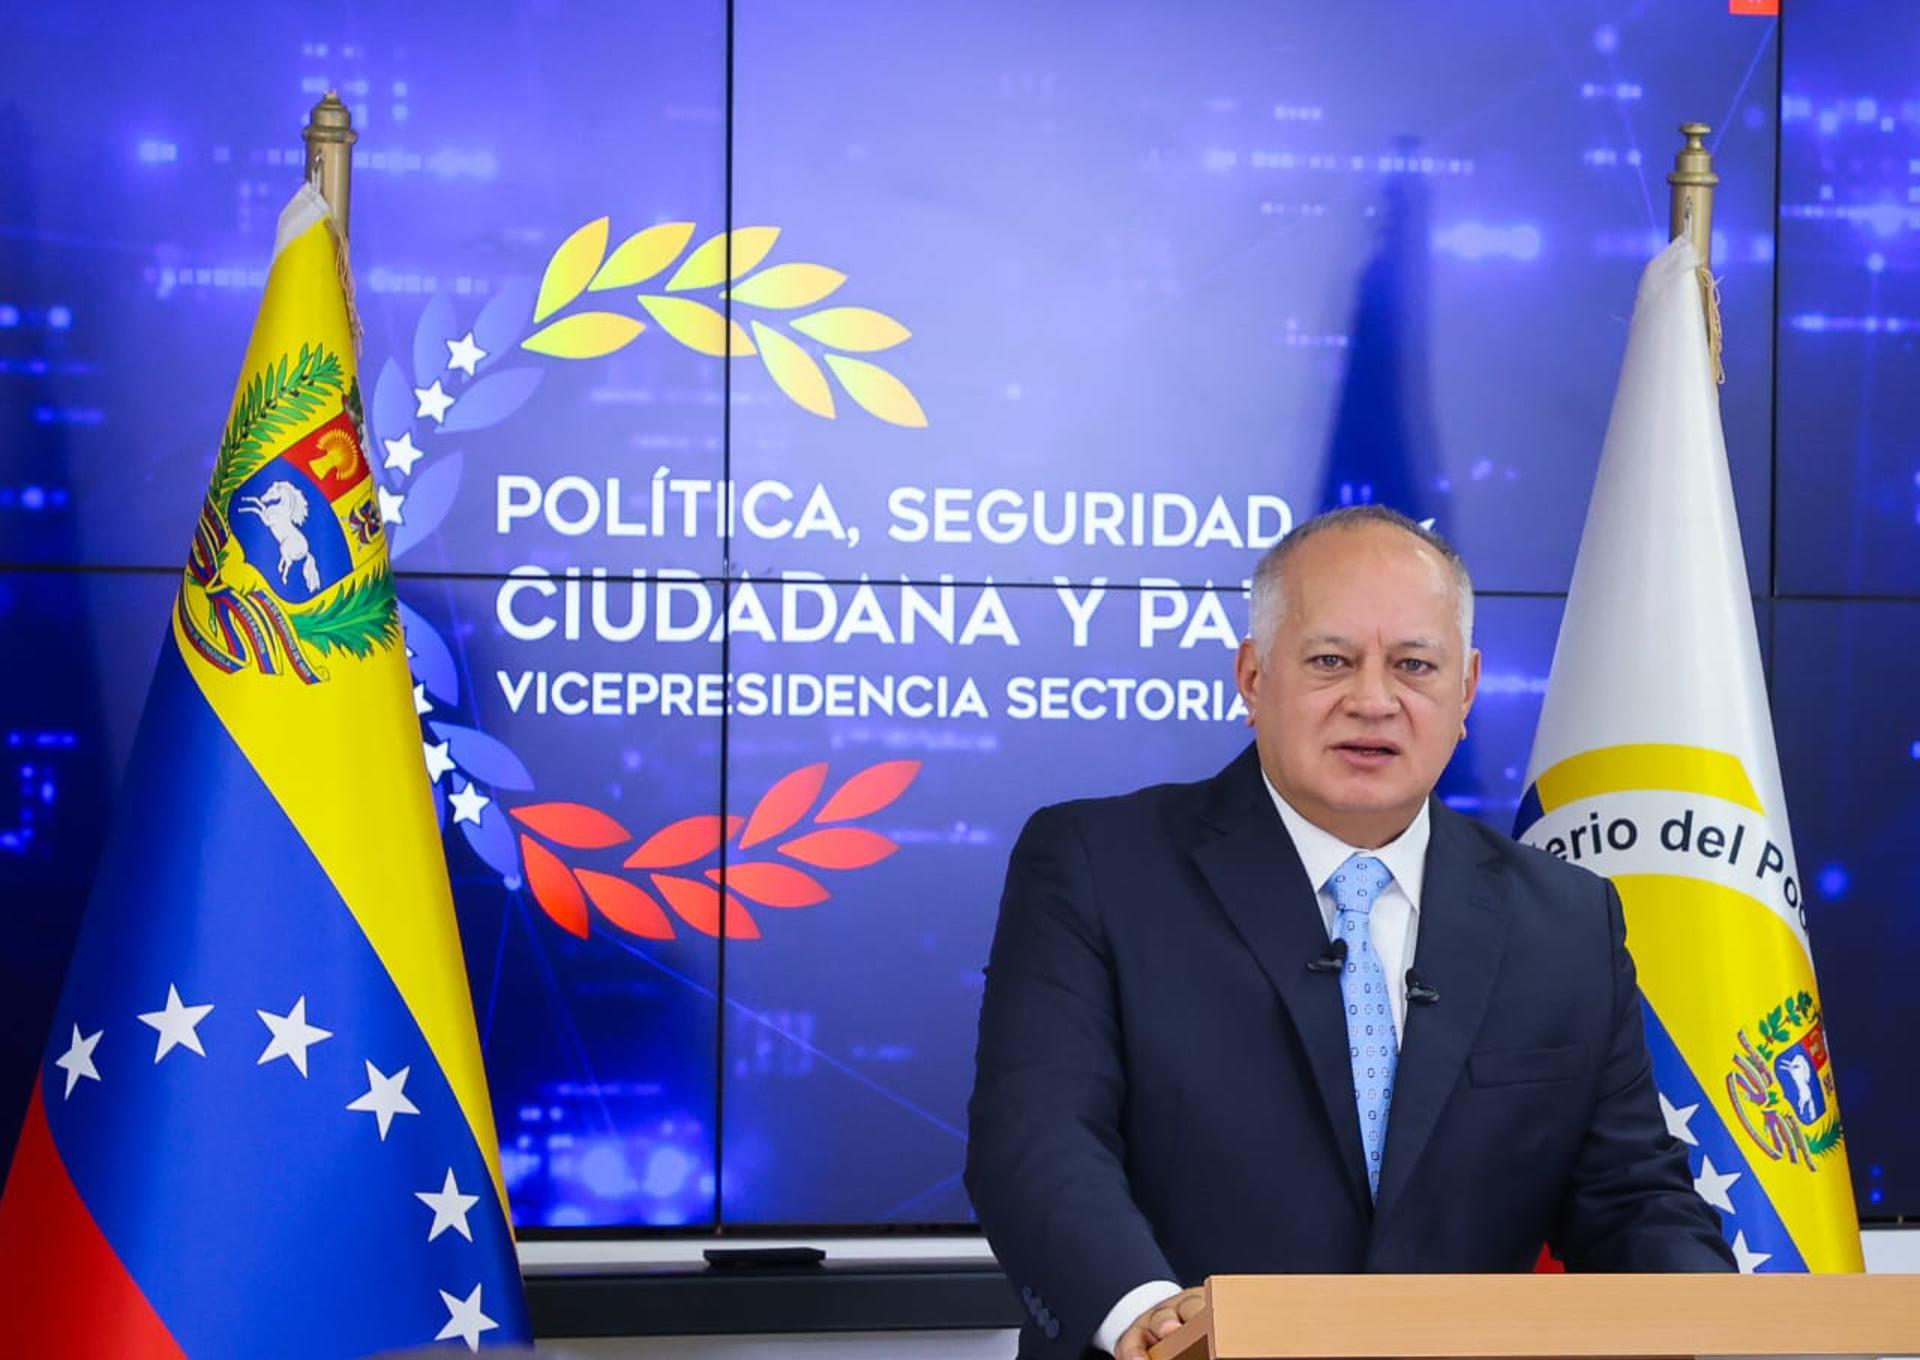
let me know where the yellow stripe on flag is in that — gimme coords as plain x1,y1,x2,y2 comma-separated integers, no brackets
1535,744,1762,815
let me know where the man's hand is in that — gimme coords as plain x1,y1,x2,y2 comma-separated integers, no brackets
1114,1285,1206,1360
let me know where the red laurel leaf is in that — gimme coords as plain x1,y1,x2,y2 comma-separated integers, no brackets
576,870,676,939
777,827,898,870
510,801,632,850
739,763,829,848
624,814,744,869
651,874,761,939
707,862,829,908
520,835,590,937
816,759,921,823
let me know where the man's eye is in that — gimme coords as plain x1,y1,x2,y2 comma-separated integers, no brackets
1398,658,1435,674
1309,655,1345,670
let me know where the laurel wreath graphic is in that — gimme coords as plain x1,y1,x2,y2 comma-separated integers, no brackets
521,218,927,428
1744,988,1844,1163
508,760,920,941
365,217,929,944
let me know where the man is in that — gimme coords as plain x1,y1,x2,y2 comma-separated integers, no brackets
965,507,1733,1360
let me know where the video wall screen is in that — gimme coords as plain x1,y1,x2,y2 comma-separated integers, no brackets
18,1,1916,1227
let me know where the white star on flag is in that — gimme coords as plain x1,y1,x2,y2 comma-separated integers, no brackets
1730,1229,1772,1273
256,997,333,1078
436,1283,499,1352
55,1025,103,1098
1659,1092,1700,1147
448,780,490,827
414,379,455,423
417,1168,481,1242
1692,1155,1741,1214
414,683,432,716
424,740,456,783
346,1060,420,1140
446,331,487,377
138,984,214,1063
378,486,405,526
382,430,424,476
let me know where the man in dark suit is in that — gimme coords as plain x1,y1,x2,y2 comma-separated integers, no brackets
965,507,1733,1360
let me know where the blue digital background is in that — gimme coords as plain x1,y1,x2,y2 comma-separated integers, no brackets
4,1,1909,1227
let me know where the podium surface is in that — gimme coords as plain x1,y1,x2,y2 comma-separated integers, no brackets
1148,1274,1920,1360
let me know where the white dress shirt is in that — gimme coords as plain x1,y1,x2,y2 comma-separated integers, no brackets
1091,782,1430,1356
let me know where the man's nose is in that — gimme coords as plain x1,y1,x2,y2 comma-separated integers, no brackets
1343,659,1398,716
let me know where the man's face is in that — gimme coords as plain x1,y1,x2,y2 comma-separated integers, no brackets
1234,524,1480,848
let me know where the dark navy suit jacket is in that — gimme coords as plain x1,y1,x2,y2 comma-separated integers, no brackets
965,746,1733,1359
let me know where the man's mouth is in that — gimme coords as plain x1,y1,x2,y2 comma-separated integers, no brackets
1333,740,1400,761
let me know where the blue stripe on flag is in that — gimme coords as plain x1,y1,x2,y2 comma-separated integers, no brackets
42,640,526,1357
1641,999,1805,1272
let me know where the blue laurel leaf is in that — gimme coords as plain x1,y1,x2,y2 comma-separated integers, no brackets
461,805,522,881
370,358,412,447
412,294,459,388
389,451,463,559
473,278,537,367
438,368,543,434
397,598,460,705
430,721,536,792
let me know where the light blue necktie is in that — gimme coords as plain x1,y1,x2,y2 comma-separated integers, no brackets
1328,853,1397,1200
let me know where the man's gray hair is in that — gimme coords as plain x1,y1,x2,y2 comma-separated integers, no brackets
1247,505,1475,657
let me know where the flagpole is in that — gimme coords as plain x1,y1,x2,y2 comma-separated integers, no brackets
302,92,357,239
1667,123,1723,382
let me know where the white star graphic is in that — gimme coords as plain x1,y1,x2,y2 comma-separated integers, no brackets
381,431,424,476
256,997,333,1078
378,486,405,526
413,682,432,716
448,779,491,827
417,1168,481,1242
446,331,487,377
345,1060,419,1140
54,1025,103,1098
1730,1230,1772,1273
424,740,456,783
436,1283,499,1351
1692,1155,1742,1214
138,984,214,1063
1660,1092,1700,1147
414,379,455,423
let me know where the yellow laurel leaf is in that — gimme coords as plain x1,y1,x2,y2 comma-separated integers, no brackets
590,222,696,291
665,227,781,291
726,263,847,310
639,296,755,356
824,354,927,428
520,312,647,359
750,322,834,418
534,217,610,322
789,306,912,352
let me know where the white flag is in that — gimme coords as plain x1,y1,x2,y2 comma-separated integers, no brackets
1517,237,1861,1273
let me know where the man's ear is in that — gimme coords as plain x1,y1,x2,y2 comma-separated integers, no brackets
1460,647,1482,735
1234,637,1261,727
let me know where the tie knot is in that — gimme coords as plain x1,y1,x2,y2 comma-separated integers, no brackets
1327,854,1391,917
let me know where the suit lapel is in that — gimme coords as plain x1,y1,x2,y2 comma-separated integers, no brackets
1373,801,1512,1219
1188,747,1370,1211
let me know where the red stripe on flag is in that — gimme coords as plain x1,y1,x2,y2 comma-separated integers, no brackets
1534,1243,1566,1273
0,1079,186,1358
1729,0,1778,14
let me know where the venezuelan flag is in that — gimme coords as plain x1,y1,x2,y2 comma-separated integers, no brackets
1517,238,1861,1274
0,185,530,1355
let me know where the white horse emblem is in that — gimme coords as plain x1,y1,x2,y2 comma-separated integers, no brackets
1781,1051,1818,1124
236,480,321,593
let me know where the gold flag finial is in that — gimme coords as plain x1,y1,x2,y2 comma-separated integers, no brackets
302,92,358,240
1667,122,1718,270
1667,123,1723,384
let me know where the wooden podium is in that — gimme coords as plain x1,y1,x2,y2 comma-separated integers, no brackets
1146,1274,1920,1360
